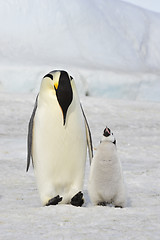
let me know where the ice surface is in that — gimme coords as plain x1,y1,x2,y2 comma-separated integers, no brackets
0,92,160,240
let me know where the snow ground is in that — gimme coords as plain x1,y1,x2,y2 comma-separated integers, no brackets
0,92,160,240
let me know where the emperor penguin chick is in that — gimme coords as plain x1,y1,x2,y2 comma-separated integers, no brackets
88,127,126,207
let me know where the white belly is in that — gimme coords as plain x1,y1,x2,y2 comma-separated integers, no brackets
32,93,87,205
88,142,126,207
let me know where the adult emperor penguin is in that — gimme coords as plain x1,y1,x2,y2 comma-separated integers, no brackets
88,127,126,207
27,70,93,207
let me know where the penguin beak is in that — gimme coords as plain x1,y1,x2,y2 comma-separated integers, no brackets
54,73,73,126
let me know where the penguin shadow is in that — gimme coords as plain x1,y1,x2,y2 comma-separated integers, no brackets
83,190,92,207
125,196,132,208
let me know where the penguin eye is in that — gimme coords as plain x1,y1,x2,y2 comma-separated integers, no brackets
70,76,73,81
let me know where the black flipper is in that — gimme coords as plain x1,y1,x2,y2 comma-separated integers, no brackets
80,104,93,164
26,94,39,172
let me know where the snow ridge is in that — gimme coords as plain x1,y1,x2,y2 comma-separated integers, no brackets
0,0,160,100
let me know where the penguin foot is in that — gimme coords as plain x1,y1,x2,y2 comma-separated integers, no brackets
46,195,63,206
98,202,107,206
115,205,123,208
71,191,84,207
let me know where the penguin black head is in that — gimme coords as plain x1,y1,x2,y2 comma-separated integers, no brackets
102,126,116,145
103,127,111,137
43,70,73,126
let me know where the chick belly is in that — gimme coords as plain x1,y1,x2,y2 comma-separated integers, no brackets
32,113,87,205
89,161,119,205
89,176,117,205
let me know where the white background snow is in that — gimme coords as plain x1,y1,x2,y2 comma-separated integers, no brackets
0,0,160,239
123,0,160,13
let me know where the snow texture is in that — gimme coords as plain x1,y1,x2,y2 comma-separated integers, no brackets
0,92,160,240
0,0,160,101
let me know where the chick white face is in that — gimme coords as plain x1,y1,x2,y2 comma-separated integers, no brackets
42,70,73,125
100,127,116,145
